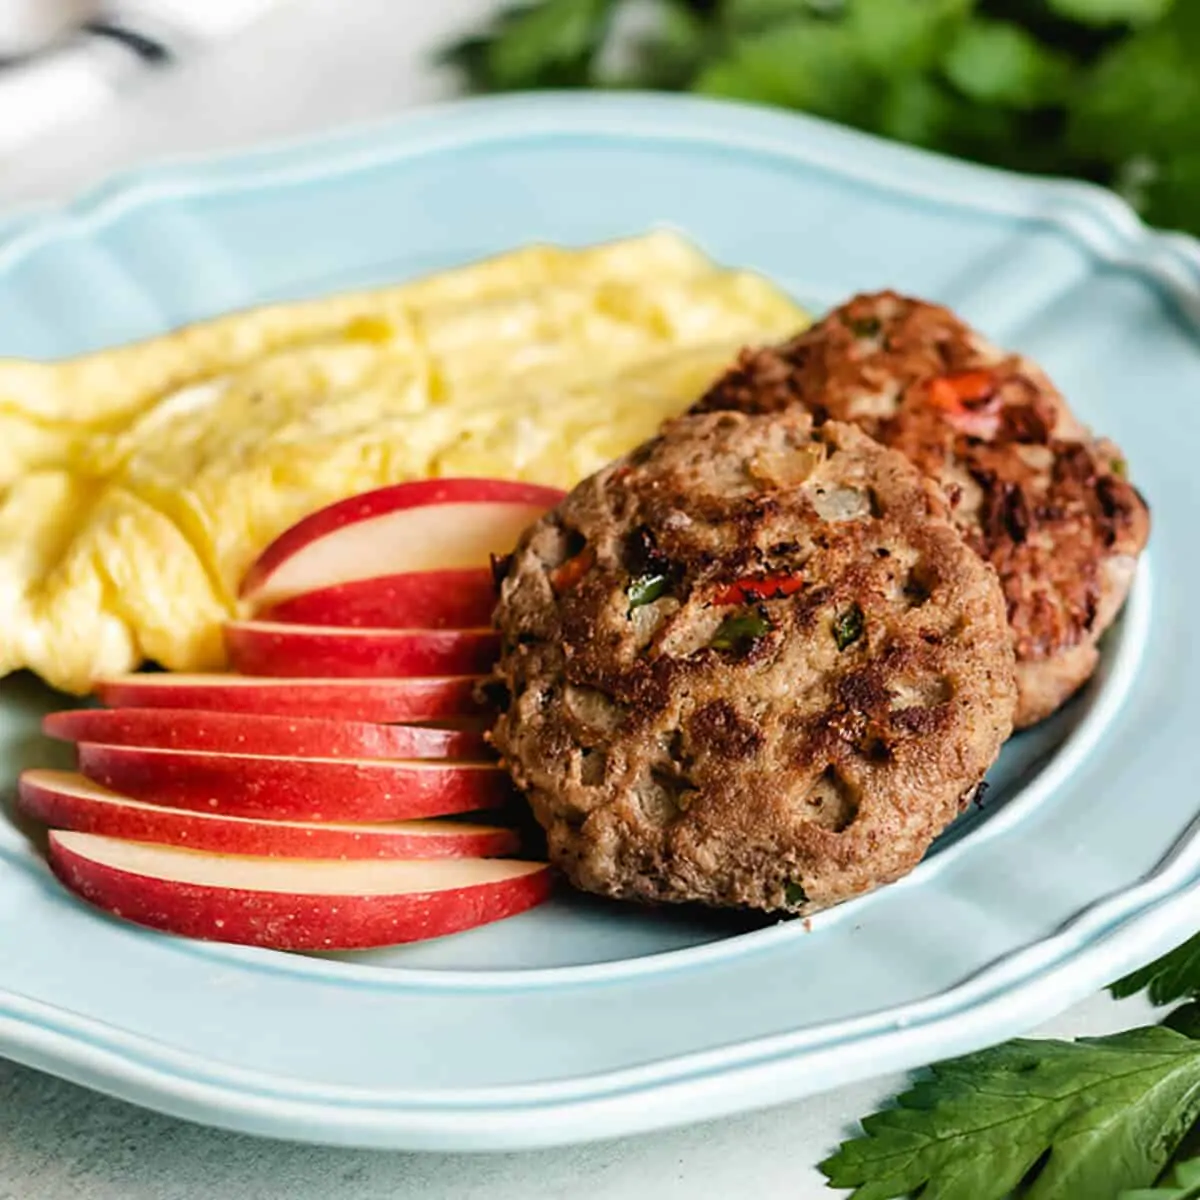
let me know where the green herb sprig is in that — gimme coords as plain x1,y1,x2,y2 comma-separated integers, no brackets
1112,933,1200,1007
822,1027,1200,1199
1122,1158,1200,1200
441,0,1200,237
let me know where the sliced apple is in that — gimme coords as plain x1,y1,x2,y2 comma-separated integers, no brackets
259,568,497,629
224,621,500,679
20,771,519,859
44,708,488,760
76,743,512,821
240,478,564,609
48,831,551,950
95,674,489,722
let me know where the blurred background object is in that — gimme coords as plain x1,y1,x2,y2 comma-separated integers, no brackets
440,0,1200,238
0,0,99,59
0,0,286,154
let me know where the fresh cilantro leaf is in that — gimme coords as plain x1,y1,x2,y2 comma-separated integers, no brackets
695,16,878,124
847,0,975,73
1112,931,1200,1005
1121,1158,1200,1200
1048,0,1175,27
941,17,1074,110
820,1027,1200,1200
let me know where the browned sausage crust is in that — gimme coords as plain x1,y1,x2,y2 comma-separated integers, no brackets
692,291,1150,726
491,410,1016,915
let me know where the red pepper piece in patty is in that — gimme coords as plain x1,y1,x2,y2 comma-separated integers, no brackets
551,547,594,593
925,370,1002,439
714,572,805,606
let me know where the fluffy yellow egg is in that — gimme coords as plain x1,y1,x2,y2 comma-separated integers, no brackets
0,233,809,693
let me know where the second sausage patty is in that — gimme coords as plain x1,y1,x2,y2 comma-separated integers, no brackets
691,291,1150,727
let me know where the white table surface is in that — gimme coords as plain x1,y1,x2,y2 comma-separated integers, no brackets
0,2,1169,1196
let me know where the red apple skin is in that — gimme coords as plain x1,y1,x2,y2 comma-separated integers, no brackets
224,622,500,679
48,834,553,951
76,743,514,821
44,708,488,760
94,675,489,722
240,478,565,603
259,568,497,629
19,771,519,859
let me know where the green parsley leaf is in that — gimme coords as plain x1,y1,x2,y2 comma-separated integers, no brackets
875,74,961,149
695,17,879,125
847,0,975,74
722,0,822,34
442,0,617,90
833,603,864,650
492,0,616,86
1067,14,1200,166
628,572,671,608
941,17,1074,110
821,1027,1200,1200
1164,1002,1200,1039
1141,153,1200,235
1112,932,1200,1005
784,880,808,906
617,0,712,90
438,34,495,89
1048,0,1175,27
874,75,1038,167
441,0,1200,239
711,611,772,652
1120,1157,1200,1200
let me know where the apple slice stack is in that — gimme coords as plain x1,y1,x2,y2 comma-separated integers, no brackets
20,479,565,953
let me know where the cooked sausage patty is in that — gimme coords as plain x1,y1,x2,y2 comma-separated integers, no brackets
491,410,1016,915
691,291,1150,727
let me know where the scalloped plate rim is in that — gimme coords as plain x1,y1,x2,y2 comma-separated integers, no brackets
0,92,1193,1150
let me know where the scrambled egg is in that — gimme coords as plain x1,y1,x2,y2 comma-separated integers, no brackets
0,232,808,693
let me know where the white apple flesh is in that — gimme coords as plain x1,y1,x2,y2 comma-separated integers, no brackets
76,742,513,821
94,674,489,722
44,707,488,760
240,478,564,609
48,831,552,950
20,771,519,859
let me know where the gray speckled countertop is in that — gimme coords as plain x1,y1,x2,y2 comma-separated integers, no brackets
0,2,1163,1194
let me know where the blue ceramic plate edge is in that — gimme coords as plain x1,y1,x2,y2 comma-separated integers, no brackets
0,93,1195,1148
1,93,1198,301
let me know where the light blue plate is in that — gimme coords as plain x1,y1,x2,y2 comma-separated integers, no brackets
0,93,1196,1150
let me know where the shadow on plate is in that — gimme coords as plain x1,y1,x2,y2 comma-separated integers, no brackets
0,671,78,849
